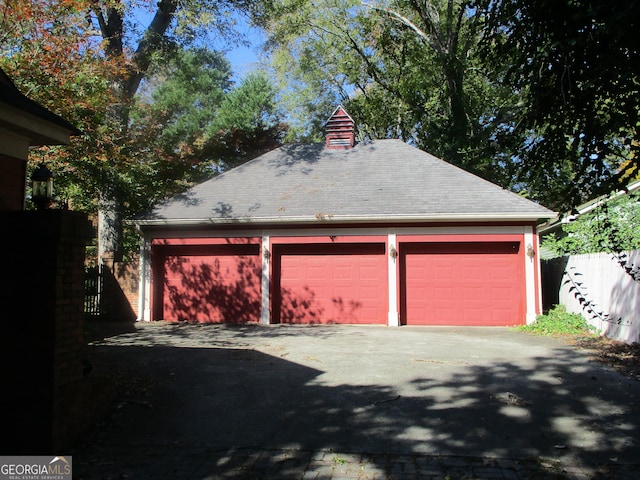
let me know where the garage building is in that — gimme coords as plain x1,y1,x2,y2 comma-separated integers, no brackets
134,107,555,326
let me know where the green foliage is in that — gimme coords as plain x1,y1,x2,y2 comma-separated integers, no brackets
205,72,288,168
0,0,128,215
542,192,640,256
127,48,286,220
262,0,640,209
127,47,234,203
2,0,279,261
263,0,520,188
516,305,594,336
213,73,279,131
475,0,640,210
132,48,233,158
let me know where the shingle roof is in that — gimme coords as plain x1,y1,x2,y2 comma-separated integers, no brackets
136,139,555,226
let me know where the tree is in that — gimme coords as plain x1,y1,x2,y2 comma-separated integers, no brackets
128,48,287,212
542,192,640,256
117,48,285,258
204,72,287,168
2,0,276,262
474,0,640,210
127,46,234,202
0,0,123,212
262,0,520,188
89,0,274,263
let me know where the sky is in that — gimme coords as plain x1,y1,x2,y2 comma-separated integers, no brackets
130,7,266,83
224,20,267,82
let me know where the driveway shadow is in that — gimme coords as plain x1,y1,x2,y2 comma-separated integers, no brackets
72,325,640,479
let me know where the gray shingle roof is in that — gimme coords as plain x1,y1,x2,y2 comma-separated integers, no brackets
136,139,555,226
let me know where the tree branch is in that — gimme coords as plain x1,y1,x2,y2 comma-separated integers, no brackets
362,0,447,58
124,0,178,99
90,1,123,57
363,1,428,44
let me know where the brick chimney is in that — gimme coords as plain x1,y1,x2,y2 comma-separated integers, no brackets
325,105,355,149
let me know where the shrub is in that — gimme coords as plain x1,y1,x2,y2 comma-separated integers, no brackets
516,305,595,336
541,191,640,257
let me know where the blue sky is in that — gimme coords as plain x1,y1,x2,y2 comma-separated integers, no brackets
224,19,266,81
130,7,266,83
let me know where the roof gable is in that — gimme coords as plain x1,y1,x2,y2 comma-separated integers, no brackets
137,139,555,226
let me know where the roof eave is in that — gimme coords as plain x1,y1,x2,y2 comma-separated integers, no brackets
0,101,81,145
133,212,557,229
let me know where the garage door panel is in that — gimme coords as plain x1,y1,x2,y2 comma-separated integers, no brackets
276,244,387,324
158,245,261,323
402,242,523,326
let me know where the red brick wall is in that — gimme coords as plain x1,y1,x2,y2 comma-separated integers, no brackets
0,153,26,211
100,256,139,322
0,210,113,452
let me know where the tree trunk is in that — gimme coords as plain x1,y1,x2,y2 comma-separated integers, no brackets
98,188,123,264
92,0,179,265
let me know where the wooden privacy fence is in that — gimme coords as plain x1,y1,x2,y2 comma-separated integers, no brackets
541,249,640,344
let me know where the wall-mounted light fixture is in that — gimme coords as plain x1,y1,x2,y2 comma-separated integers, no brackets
31,162,54,210
263,246,271,261
389,245,398,259
526,243,535,260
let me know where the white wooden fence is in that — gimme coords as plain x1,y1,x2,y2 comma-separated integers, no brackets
541,249,640,344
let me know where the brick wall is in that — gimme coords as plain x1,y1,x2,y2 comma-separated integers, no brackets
0,210,114,453
100,256,139,322
0,152,27,211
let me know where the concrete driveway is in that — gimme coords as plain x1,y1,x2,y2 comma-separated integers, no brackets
72,323,640,479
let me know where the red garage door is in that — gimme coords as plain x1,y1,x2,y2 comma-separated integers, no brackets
154,244,261,322
401,242,524,326
274,243,387,324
